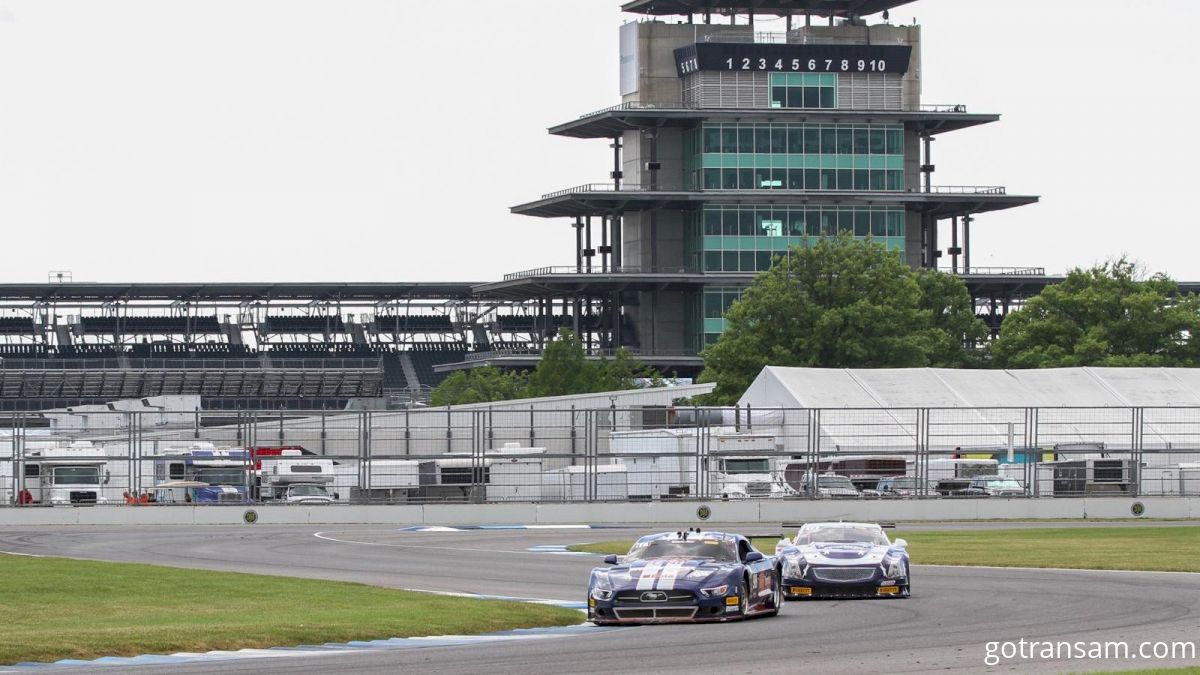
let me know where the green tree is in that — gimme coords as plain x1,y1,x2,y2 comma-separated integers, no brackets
698,234,987,404
991,258,1200,368
430,330,663,405
429,367,527,406
523,329,600,397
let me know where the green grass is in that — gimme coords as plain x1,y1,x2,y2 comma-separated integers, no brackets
0,554,582,665
568,527,1200,573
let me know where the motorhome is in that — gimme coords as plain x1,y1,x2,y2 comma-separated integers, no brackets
610,428,786,500
154,443,249,503
254,449,335,501
708,435,793,498
20,443,111,505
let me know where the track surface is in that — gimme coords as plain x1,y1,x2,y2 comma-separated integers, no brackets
1,523,1198,674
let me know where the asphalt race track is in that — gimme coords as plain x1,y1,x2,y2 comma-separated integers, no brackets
1,524,1198,674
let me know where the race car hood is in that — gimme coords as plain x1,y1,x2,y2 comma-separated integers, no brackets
597,557,737,591
792,542,888,565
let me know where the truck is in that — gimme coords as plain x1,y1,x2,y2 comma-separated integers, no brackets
19,443,112,505
254,448,336,502
154,443,250,503
610,428,787,500
708,435,794,499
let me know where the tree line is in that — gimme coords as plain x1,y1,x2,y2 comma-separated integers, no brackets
432,235,1200,406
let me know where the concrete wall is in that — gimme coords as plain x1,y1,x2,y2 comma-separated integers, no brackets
2,497,1193,526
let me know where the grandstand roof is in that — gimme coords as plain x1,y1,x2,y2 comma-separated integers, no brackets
622,0,913,18
0,282,485,304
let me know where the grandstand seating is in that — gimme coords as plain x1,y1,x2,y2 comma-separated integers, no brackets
263,316,347,334
0,317,35,334
79,315,222,334
375,315,454,332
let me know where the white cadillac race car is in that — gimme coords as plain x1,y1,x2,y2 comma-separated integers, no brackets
774,522,910,599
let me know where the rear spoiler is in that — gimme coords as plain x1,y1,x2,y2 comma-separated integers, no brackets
780,521,898,530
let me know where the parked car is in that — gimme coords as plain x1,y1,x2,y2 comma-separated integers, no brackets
876,476,937,498
775,522,910,599
962,475,1027,497
588,529,782,624
800,473,862,499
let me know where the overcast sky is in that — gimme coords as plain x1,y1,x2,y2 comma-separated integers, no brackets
0,0,1196,284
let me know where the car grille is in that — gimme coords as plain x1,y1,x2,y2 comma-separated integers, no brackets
615,590,695,604
747,481,772,496
612,607,698,620
69,491,97,504
812,584,878,598
813,567,876,583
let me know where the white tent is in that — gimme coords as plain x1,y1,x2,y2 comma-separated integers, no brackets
738,367,1200,452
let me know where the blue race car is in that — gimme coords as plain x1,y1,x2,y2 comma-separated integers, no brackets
588,528,782,624
774,522,910,599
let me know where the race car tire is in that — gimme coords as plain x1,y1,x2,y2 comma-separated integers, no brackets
765,569,783,617
738,576,750,617
899,563,911,598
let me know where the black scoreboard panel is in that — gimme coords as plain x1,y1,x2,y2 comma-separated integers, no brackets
675,43,912,77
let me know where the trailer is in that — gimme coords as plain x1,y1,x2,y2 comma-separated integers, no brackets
256,449,335,501
910,458,999,495
542,464,629,502
485,444,545,502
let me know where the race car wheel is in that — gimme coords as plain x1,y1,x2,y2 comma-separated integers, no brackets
738,577,750,617
765,569,783,616
900,563,911,598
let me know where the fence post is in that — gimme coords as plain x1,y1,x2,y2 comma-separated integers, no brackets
1131,407,1144,497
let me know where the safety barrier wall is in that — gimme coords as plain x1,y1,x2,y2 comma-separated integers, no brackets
0,497,1194,527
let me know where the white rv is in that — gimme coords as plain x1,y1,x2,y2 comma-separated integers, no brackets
20,443,111,505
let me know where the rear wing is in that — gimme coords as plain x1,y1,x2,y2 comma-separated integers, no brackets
780,521,897,530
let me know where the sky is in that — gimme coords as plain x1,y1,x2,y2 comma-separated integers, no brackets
0,0,1197,284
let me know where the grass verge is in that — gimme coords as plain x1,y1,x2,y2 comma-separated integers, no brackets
568,527,1200,573
0,554,582,665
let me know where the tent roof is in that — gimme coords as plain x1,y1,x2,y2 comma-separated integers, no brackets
739,367,1200,451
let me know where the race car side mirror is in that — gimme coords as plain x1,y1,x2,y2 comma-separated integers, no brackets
893,538,908,549
744,551,763,563
603,554,619,565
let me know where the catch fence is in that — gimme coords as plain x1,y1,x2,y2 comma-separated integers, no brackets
3,406,1200,506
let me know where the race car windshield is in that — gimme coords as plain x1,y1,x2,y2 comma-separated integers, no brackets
624,539,737,562
796,526,889,546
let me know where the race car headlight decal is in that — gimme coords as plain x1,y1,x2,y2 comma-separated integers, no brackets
699,584,729,598
782,555,808,578
883,557,906,579
590,588,614,601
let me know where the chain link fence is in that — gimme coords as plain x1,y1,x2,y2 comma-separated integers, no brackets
3,406,1200,506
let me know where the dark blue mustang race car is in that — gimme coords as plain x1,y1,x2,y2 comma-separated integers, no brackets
775,522,911,599
588,529,782,624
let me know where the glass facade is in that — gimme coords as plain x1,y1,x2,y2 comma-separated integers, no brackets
695,204,906,273
702,286,745,345
684,122,906,191
769,72,837,109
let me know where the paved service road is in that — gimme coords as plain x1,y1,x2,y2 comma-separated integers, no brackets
1,524,1198,674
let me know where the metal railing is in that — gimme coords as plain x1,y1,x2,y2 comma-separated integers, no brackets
941,266,1047,277
463,348,700,362
540,183,1009,199
576,101,970,120
4,405,1200,505
502,265,701,281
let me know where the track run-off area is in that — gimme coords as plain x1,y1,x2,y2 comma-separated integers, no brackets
1,523,1198,674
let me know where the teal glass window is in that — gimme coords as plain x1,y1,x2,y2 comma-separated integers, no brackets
769,73,837,109
684,122,906,191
